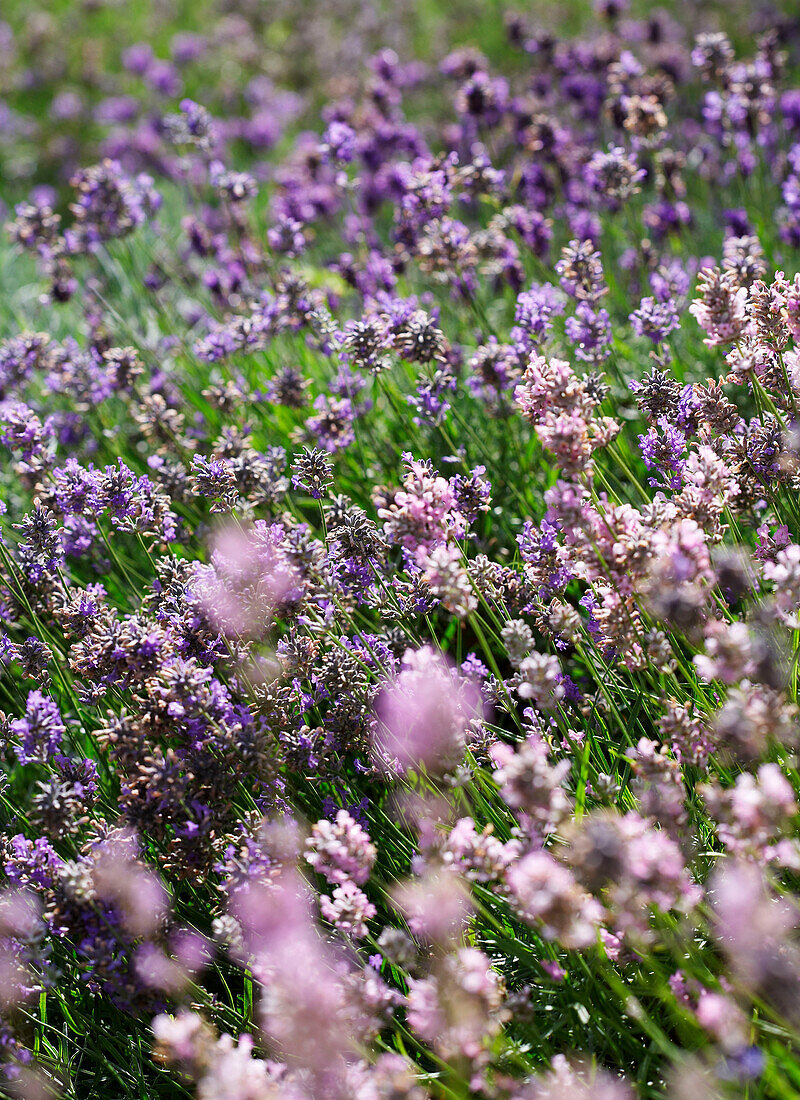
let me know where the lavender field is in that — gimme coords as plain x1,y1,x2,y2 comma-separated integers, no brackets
1,0,800,1096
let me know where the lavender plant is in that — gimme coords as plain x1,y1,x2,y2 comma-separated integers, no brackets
1,1,800,1098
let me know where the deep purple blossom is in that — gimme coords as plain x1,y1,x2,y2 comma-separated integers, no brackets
9,686,64,765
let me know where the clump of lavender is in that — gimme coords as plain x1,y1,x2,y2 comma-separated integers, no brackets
3,5,800,1097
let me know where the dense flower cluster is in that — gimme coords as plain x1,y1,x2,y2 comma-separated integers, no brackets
2,1,800,1098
